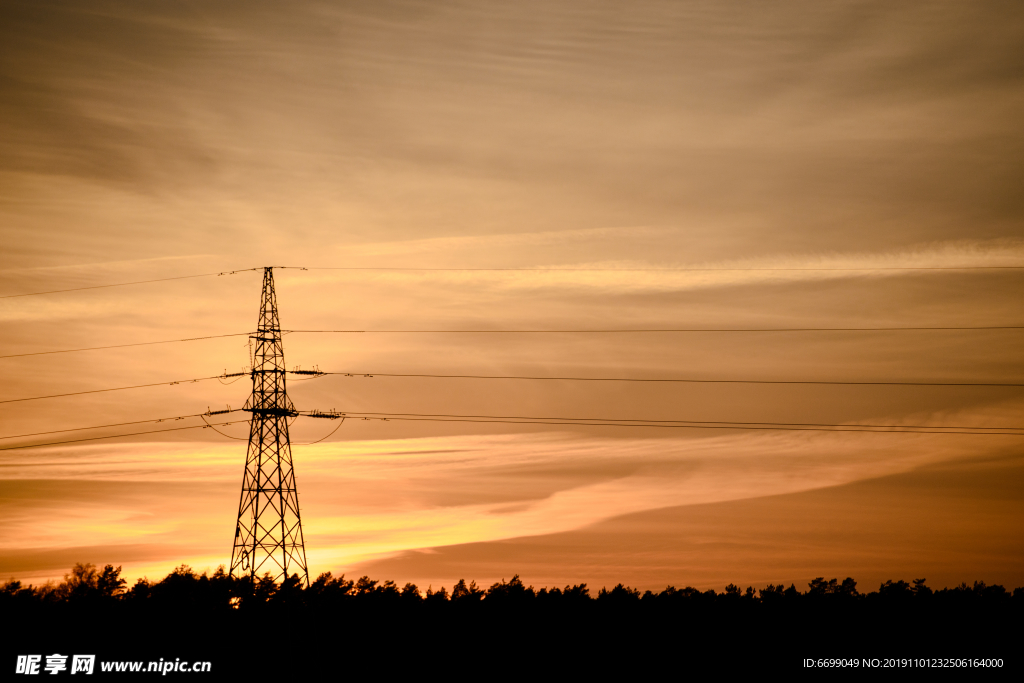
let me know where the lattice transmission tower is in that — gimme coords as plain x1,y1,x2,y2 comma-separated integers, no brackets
230,267,309,585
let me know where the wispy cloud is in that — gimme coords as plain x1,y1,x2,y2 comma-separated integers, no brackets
4,397,1016,580
308,238,1024,295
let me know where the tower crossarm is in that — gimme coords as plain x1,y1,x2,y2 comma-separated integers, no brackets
244,407,299,418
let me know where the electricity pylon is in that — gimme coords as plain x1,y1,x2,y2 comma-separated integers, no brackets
230,267,309,585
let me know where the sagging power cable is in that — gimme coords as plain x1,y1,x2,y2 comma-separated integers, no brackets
311,370,1024,388
331,410,1024,436
0,419,252,452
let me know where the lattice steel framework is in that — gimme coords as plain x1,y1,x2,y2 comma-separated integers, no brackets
230,267,308,585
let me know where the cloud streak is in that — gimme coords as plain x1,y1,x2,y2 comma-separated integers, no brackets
3,395,1018,581
321,237,1024,295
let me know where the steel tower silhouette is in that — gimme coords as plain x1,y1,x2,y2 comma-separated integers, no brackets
230,267,308,585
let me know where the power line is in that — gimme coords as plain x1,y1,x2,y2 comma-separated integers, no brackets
5,326,1017,360
338,409,1024,430
352,416,1024,436
0,269,259,299
5,325,1017,362
3,364,1018,410
3,403,1019,445
2,409,1019,452
316,371,1024,388
278,266,1024,272
4,263,1019,299
0,419,251,452
200,413,251,441
335,410,1024,436
0,411,239,441
286,326,1024,333
0,333,252,360
0,375,224,405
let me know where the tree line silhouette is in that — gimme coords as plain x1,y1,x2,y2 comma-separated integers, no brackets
4,562,1021,610
5,563,1019,674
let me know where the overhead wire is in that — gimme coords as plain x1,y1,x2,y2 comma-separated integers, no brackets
0,419,252,452
277,265,1024,272
4,263,1019,299
0,375,226,405
291,418,347,445
0,333,253,360
200,413,250,440
333,409,1024,431
0,411,228,441
1,401,1018,454
0,268,259,299
217,371,248,385
4,326,1021,361
1,408,1019,451
0,407,339,450
334,410,1024,436
285,326,1024,333
314,371,1024,388
2,366,1017,411
2,263,1021,444
2,404,1016,442
1,325,1020,364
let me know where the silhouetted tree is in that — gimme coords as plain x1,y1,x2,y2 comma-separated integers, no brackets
96,564,126,598
451,579,484,603
5,560,1023,654
807,577,858,598
355,576,378,595
6,561,1022,679
252,572,279,604
597,584,640,604
308,571,355,603
562,583,591,603
425,585,449,603
400,583,422,603
807,577,836,596
56,562,99,601
272,573,304,605
486,575,534,605
878,579,913,599
128,577,152,602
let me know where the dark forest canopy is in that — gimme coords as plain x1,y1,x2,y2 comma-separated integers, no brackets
4,563,1022,610
5,563,1019,675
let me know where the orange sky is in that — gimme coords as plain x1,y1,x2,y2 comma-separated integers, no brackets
1,1,1022,592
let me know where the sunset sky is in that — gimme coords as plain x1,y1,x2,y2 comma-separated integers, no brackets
1,1,1022,592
